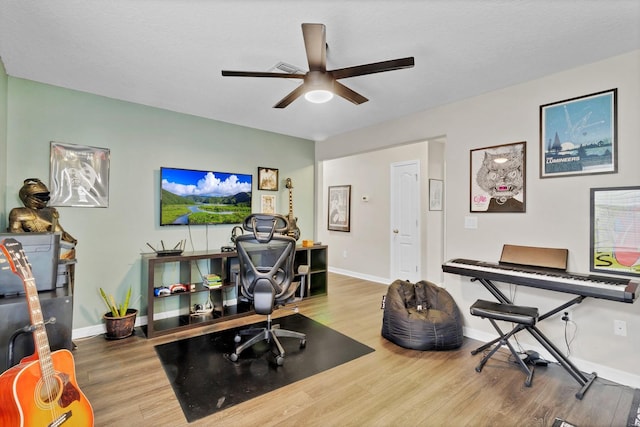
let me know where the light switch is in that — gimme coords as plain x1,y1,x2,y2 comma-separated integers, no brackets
464,216,478,229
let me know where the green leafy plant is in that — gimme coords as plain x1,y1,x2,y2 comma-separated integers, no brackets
99,286,132,317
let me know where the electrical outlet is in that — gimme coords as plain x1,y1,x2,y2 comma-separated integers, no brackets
614,319,627,336
343,249,348,258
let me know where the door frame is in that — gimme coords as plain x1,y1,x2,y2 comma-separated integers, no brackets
390,159,421,282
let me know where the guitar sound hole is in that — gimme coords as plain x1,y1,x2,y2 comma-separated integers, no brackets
37,375,63,406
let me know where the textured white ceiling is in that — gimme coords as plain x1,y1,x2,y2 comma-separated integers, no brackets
1,1,638,141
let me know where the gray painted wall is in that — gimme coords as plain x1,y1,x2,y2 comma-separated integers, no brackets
316,50,640,386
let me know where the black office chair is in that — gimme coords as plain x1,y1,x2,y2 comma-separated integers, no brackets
228,214,306,365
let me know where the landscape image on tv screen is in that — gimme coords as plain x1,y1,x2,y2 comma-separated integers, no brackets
160,167,252,226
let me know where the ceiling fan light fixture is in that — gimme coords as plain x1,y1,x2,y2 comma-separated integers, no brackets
304,70,334,104
221,24,415,108
305,89,334,103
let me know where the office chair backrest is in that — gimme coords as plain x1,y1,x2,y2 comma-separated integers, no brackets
236,214,297,315
242,213,289,242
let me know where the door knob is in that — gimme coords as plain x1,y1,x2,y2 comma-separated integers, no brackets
393,229,399,234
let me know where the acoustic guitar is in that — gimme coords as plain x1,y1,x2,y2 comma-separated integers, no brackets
0,238,94,427
285,178,301,240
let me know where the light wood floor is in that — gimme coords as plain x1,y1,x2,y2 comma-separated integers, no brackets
72,273,635,427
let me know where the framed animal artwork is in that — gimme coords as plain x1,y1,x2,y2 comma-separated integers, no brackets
470,141,526,213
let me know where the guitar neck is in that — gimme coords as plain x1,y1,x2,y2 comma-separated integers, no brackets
1,240,55,382
288,189,294,220
24,277,54,374
285,179,299,240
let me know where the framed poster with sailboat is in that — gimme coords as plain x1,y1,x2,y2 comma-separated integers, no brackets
540,89,617,178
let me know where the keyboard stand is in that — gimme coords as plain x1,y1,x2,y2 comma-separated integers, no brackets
472,277,597,399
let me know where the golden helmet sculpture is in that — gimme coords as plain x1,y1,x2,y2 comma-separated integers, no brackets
19,178,51,210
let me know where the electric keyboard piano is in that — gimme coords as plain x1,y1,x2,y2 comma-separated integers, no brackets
442,258,638,303
442,245,638,399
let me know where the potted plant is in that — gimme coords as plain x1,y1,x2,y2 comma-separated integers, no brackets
100,286,138,339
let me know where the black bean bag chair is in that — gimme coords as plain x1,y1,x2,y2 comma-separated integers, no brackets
381,279,463,350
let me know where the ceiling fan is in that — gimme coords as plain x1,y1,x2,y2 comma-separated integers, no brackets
221,23,415,108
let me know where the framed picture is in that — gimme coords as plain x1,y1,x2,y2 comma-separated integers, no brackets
540,88,617,178
470,141,526,213
260,194,276,214
328,185,351,232
590,186,640,277
429,179,443,211
257,167,279,191
49,141,110,207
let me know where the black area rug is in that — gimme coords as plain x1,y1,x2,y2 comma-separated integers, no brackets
155,314,375,423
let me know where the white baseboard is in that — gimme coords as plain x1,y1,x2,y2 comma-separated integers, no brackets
463,326,640,389
71,301,237,340
330,269,640,390
328,267,389,285
72,313,148,339
74,271,640,390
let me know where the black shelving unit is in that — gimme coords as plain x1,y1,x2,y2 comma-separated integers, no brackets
142,245,327,338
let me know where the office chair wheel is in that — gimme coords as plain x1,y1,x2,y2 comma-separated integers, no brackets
229,352,239,362
300,339,306,348
234,334,241,343
275,355,284,366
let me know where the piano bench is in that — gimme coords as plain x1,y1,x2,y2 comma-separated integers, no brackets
470,299,538,326
470,299,539,387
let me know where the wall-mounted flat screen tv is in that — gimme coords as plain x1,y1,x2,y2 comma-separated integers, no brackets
160,167,252,226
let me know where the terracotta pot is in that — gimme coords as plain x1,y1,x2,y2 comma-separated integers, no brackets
103,309,138,339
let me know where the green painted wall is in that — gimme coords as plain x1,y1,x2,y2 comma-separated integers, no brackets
4,77,315,331
0,59,7,228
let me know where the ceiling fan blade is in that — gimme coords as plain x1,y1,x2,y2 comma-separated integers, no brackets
331,57,415,80
274,84,307,108
333,81,368,105
222,70,305,79
302,23,326,72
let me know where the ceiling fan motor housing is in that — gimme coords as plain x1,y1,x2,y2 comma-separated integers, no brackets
305,71,334,92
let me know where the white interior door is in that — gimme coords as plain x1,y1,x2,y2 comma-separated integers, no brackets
390,160,421,282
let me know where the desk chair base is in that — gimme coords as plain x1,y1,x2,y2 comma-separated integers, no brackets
229,314,306,366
